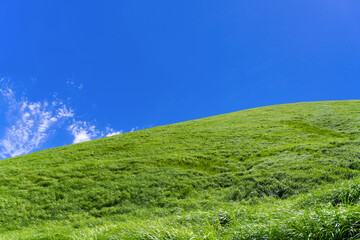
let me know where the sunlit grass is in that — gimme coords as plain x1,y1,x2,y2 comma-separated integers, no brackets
1,100,360,239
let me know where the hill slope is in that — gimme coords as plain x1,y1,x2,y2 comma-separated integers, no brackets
1,100,360,239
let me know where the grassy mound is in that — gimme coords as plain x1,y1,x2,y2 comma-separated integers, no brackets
1,100,360,239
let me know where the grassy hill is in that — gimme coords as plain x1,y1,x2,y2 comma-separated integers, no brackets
1,100,360,239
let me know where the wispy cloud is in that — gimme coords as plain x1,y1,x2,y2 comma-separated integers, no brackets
0,82,73,158
67,121,123,144
67,120,100,144
105,127,123,137
0,79,122,159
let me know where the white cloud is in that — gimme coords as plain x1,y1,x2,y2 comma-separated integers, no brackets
0,79,123,159
0,85,73,158
67,122,123,144
67,120,100,144
105,127,123,137
57,104,74,118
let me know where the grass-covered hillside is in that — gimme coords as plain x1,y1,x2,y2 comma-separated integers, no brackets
1,101,360,239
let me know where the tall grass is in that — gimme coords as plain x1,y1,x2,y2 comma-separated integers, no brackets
1,100,360,239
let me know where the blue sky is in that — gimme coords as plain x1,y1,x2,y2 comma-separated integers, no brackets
1,1,360,159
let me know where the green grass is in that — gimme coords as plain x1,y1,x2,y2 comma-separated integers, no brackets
1,100,360,239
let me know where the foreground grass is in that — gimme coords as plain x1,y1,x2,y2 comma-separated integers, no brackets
1,100,360,239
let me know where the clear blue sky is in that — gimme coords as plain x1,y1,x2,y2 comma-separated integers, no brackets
1,0,360,159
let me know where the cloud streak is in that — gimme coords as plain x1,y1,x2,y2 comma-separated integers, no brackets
0,79,122,159
67,121,123,144
0,85,73,158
